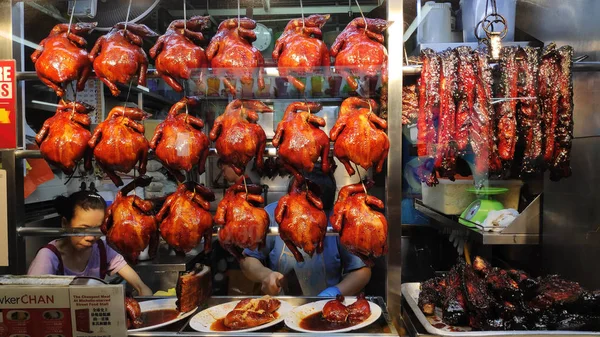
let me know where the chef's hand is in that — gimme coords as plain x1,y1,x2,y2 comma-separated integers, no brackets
318,286,341,297
261,271,284,296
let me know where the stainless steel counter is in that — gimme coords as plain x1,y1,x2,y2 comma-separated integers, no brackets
129,296,401,337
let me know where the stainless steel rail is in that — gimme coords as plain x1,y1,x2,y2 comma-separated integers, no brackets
402,61,599,75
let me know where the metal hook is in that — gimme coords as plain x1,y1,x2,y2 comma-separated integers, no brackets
242,175,249,200
183,0,187,31
355,163,368,195
123,0,133,31
354,0,368,33
67,0,77,36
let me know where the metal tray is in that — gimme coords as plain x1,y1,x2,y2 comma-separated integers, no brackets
401,282,600,337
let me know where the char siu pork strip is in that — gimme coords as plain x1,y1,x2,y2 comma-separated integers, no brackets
496,47,519,162
443,262,469,326
539,43,560,167
551,45,574,181
417,49,441,186
517,47,543,175
455,46,475,153
402,84,418,125
434,50,459,180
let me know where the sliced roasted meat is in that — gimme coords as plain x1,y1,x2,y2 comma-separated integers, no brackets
125,297,142,329
419,276,447,315
224,297,281,329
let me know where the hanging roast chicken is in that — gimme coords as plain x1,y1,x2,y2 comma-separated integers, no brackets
150,16,210,92
209,99,271,175
272,14,331,92
330,97,389,176
206,17,265,95
157,182,215,254
89,23,158,96
331,18,391,91
31,23,97,96
102,176,157,264
330,179,387,266
273,101,331,181
275,178,327,262
216,176,269,260
150,96,209,181
35,99,94,175
88,106,150,187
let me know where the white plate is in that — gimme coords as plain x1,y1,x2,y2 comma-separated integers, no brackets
189,299,294,333
284,297,382,333
128,298,197,332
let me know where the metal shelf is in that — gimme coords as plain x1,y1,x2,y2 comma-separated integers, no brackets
414,196,540,245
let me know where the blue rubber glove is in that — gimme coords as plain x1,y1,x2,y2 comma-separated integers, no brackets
318,286,341,297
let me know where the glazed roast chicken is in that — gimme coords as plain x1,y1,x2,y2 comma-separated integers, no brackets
89,106,150,187
35,100,94,174
102,176,157,264
273,101,331,181
330,180,388,266
272,14,330,92
224,297,281,329
150,96,210,181
216,176,269,260
156,182,215,254
150,16,210,92
330,97,389,176
31,23,97,96
90,23,158,96
275,178,327,262
209,99,271,175
206,17,265,95
125,297,142,329
331,18,391,91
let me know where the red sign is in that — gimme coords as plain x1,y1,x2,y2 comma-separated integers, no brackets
0,59,17,149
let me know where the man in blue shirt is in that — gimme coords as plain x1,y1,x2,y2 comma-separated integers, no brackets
239,167,371,297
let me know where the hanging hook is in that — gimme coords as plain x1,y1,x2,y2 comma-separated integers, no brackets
242,175,249,200
123,0,133,31
237,0,241,30
355,163,368,195
183,0,187,31
354,0,368,33
67,0,77,36
300,0,306,31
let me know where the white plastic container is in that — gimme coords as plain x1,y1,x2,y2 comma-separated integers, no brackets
461,0,516,42
418,2,453,44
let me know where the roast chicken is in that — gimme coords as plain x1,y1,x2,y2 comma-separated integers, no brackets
150,96,209,181
31,23,96,96
272,14,331,92
102,176,157,264
150,16,210,92
209,99,271,175
206,17,265,95
216,176,269,260
35,99,94,174
156,182,215,254
330,180,387,266
90,23,158,96
275,178,327,262
323,295,349,323
125,297,142,329
224,297,281,329
273,101,331,181
347,293,371,324
88,106,150,187
331,18,391,91
330,97,389,176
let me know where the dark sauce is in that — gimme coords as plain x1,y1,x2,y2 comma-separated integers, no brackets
210,313,279,331
139,309,179,328
300,312,356,331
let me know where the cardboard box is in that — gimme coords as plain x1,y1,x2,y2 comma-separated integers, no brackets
0,276,127,337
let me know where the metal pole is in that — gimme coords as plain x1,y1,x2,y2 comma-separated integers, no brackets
386,0,404,329
1,150,27,275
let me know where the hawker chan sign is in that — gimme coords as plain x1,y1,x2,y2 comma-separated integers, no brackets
0,59,16,149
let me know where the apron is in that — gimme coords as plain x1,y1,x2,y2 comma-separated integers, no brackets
276,243,328,296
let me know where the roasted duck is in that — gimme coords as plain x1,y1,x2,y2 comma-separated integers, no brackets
125,297,142,329
150,16,210,92
273,101,331,181
209,99,271,175
272,14,330,92
275,178,327,262
216,177,269,260
157,182,215,254
90,23,158,96
348,293,372,324
102,176,157,264
35,100,94,174
331,18,391,91
330,97,389,176
150,96,209,181
224,296,281,329
89,106,150,187
206,17,265,95
322,295,349,323
419,257,600,331
31,23,96,96
330,180,387,266
176,264,212,313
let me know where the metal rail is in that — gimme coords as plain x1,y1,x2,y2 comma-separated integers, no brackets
402,61,599,75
